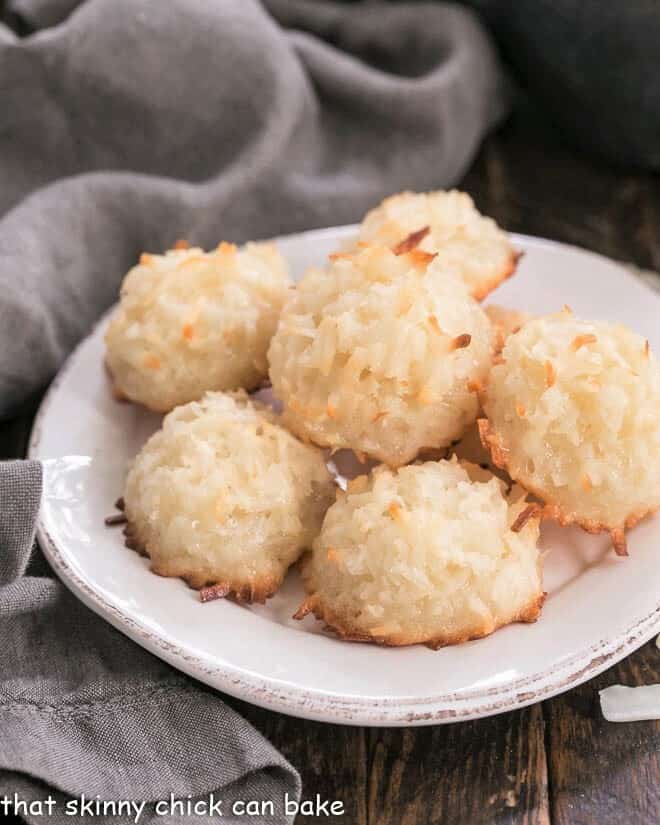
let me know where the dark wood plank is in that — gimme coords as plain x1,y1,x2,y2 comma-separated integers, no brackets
636,183,660,273
545,640,660,825
230,700,369,825
462,102,660,273
366,704,549,825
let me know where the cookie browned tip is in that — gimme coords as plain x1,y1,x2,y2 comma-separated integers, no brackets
392,226,430,255
470,249,520,302
293,592,546,650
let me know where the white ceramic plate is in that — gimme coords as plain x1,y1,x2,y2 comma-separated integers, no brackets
30,227,660,726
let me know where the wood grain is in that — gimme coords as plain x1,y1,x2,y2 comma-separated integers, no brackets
462,102,660,273
366,704,549,825
545,641,660,825
231,701,369,824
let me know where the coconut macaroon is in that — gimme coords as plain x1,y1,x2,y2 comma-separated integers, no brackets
268,244,493,467
485,304,534,354
123,391,335,602
295,459,544,648
105,241,290,412
355,190,518,300
480,312,660,554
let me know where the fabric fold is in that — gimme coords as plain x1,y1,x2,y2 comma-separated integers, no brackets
0,460,41,584
0,566,301,824
0,0,509,419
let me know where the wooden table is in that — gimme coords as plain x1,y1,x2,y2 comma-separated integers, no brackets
2,103,659,824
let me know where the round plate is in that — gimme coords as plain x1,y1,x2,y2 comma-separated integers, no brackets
30,227,660,726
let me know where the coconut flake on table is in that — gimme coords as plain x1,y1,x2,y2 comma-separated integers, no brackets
599,684,660,722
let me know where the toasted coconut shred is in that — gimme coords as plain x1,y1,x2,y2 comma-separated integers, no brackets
481,314,660,550
600,684,660,722
485,304,534,353
268,244,493,467
105,242,291,412
296,458,544,648
392,225,430,255
354,190,518,300
123,391,335,602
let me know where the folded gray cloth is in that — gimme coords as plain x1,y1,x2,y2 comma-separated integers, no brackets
0,0,508,420
0,462,301,825
0,0,509,820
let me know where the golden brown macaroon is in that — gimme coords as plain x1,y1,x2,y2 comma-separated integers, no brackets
123,391,335,602
268,244,493,467
105,241,290,412
295,458,544,648
355,190,519,300
480,311,660,554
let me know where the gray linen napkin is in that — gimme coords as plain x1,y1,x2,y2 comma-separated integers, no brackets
0,0,509,820
0,463,301,825
0,0,508,419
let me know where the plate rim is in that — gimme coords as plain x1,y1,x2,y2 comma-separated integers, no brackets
30,227,660,726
